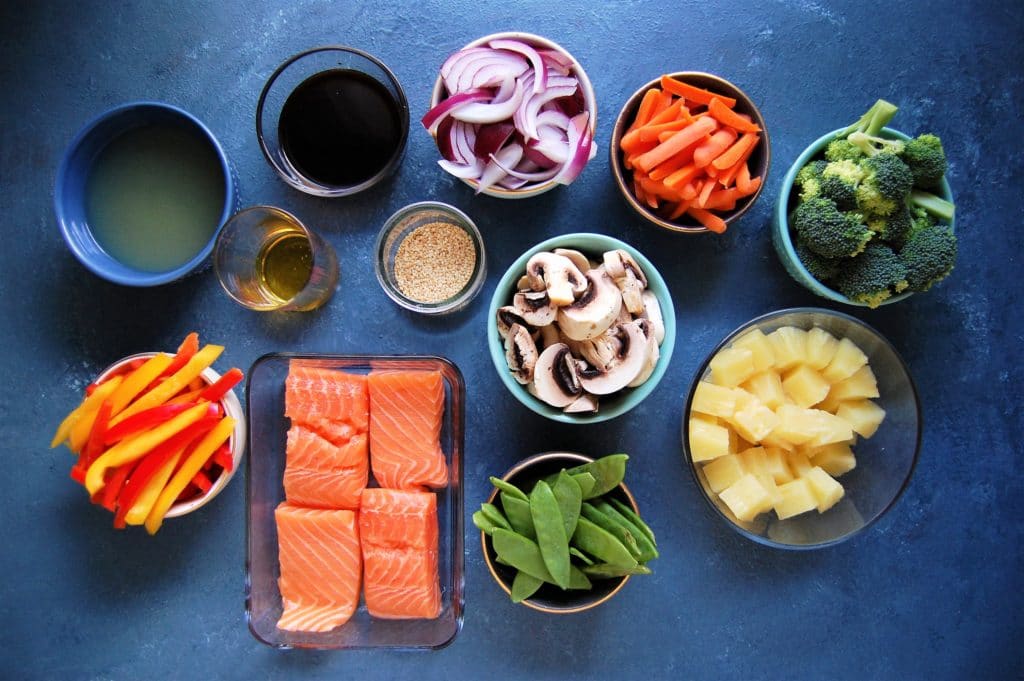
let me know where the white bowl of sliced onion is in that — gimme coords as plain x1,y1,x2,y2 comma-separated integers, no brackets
424,32,598,198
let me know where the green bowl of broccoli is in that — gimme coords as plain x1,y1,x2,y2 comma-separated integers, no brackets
773,118,956,308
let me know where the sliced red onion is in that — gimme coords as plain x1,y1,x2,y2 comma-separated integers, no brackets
552,112,593,186
535,109,570,130
538,48,574,75
442,48,526,94
517,83,578,141
489,151,561,183
454,53,529,93
422,88,491,133
527,136,569,166
474,122,516,159
488,38,547,93
498,175,530,190
450,120,477,165
441,47,490,79
452,78,525,125
477,143,524,194
438,158,484,178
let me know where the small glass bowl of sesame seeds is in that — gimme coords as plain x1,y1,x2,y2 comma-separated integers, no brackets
375,201,487,315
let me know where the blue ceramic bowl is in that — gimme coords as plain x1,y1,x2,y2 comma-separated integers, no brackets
55,101,236,286
487,233,676,424
772,127,955,307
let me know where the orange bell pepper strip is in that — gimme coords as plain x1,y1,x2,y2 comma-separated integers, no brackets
199,368,243,403
145,417,235,534
110,345,223,426
51,375,123,449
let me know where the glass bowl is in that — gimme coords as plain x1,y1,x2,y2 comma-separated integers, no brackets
481,452,640,613
256,46,409,197
609,72,770,234
680,308,921,549
95,352,247,518
487,232,676,424
245,353,464,649
374,201,486,315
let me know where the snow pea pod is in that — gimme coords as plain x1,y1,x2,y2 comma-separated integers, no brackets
595,500,659,563
511,571,544,603
568,565,592,590
500,493,536,540
580,502,641,559
552,470,582,538
609,497,657,544
473,510,501,536
571,472,596,499
570,547,595,566
563,454,629,498
491,529,555,582
571,517,638,569
479,503,512,531
490,476,528,501
530,481,571,589
582,562,653,578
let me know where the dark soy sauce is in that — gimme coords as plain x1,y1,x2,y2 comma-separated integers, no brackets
278,68,403,188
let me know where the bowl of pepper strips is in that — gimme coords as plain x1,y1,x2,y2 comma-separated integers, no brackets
50,332,246,533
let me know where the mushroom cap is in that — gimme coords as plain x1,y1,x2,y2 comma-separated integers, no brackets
531,342,583,408
526,252,587,307
626,319,660,388
553,248,594,275
602,249,649,288
496,305,531,339
557,268,623,341
513,290,557,327
639,290,665,345
564,392,600,414
578,321,648,395
504,323,539,385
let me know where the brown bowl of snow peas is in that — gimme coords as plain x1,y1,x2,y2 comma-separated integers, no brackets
475,452,658,614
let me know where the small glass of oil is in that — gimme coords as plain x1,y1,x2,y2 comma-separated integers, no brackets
214,206,339,311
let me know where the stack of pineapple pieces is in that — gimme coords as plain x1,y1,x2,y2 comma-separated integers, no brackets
688,326,885,523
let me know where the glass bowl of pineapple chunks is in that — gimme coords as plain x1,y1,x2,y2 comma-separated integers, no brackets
681,307,920,549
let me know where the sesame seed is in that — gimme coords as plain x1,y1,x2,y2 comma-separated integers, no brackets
394,221,476,303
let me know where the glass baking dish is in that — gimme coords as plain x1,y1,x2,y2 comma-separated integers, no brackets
245,353,465,649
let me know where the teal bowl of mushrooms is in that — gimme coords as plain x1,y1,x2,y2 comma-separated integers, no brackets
487,232,676,424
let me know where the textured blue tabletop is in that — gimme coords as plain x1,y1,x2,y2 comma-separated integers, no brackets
3,1,1021,679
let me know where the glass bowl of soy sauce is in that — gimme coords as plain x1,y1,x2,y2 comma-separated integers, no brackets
256,46,410,197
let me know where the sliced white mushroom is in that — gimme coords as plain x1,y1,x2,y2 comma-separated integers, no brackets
627,319,661,388
564,393,599,414
496,305,531,339
531,343,583,408
513,290,557,327
526,252,587,307
505,323,539,385
639,290,665,345
576,330,623,370
538,323,561,350
603,249,648,315
557,269,622,341
516,275,532,292
553,248,595,275
578,321,648,395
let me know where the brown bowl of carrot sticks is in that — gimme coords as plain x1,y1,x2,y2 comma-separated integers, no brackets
610,72,770,234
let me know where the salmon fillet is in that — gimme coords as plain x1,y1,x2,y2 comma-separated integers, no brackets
284,426,367,510
291,416,358,447
367,371,448,489
286,365,369,432
275,503,361,632
359,489,441,619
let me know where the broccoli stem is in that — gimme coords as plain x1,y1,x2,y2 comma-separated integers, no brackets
910,190,955,222
837,99,899,139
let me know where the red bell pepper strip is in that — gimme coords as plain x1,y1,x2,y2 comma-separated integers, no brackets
191,470,213,494
81,399,113,465
111,415,221,528
199,368,244,403
160,333,200,378
210,444,234,473
85,382,98,397
70,466,86,484
103,402,195,445
99,461,137,512
129,358,147,371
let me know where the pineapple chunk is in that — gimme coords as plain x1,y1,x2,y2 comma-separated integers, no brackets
782,365,831,408
759,431,796,452
742,371,787,410
719,474,773,522
702,454,746,493
804,327,840,370
836,399,886,438
822,337,868,383
729,400,779,444
809,442,857,477
692,381,737,418
689,417,731,462
827,365,880,402
755,472,783,507
732,329,776,372
763,446,794,484
738,446,768,475
709,347,755,387
772,404,820,445
786,449,814,477
766,326,808,371
804,466,845,512
808,409,855,447
774,478,819,519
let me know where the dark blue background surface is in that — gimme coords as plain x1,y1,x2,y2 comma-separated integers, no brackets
3,1,1021,679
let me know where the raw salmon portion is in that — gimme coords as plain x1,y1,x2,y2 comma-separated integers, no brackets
367,370,448,489
359,489,441,619
275,503,361,632
286,365,369,432
284,426,368,510
292,416,358,447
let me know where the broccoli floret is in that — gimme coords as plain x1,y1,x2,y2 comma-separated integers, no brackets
882,205,915,249
795,238,841,282
824,139,865,163
834,243,909,308
796,160,827,202
909,205,936,236
793,197,873,259
856,154,914,217
820,159,865,210
848,131,906,158
836,99,899,139
902,133,947,189
908,189,955,222
899,225,957,292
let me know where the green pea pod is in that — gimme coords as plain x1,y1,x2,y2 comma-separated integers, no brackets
580,502,641,559
563,454,629,498
608,497,657,545
582,562,654,578
595,501,659,563
569,547,595,566
491,529,554,583
490,476,528,501
571,517,638,569
568,565,592,590
500,493,536,540
530,481,571,589
552,470,582,538
473,510,500,536
511,571,544,603
479,503,512,531
571,472,596,499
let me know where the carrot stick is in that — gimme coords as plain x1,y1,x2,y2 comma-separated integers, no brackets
680,182,699,201
698,177,717,207
620,132,658,156
663,163,702,190
687,207,728,233
639,176,683,202
638,119,689,143
712,132,759,170
635,116,717,173
667,199,694,220
660,75,737,107
708,98,761,133
736,161,753,194
649,149,695,181
692,129,738,168
644,98,686,127
718,140,759,186
632,88,663,128
737,175,762,197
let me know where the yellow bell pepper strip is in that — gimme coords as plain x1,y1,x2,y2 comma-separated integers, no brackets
145,416,234,534
124,451,183,527
51,375,123,449
63,377,126,453
84,402,215,495
71,399,114,483
110,344,223,426
105,353,174,417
